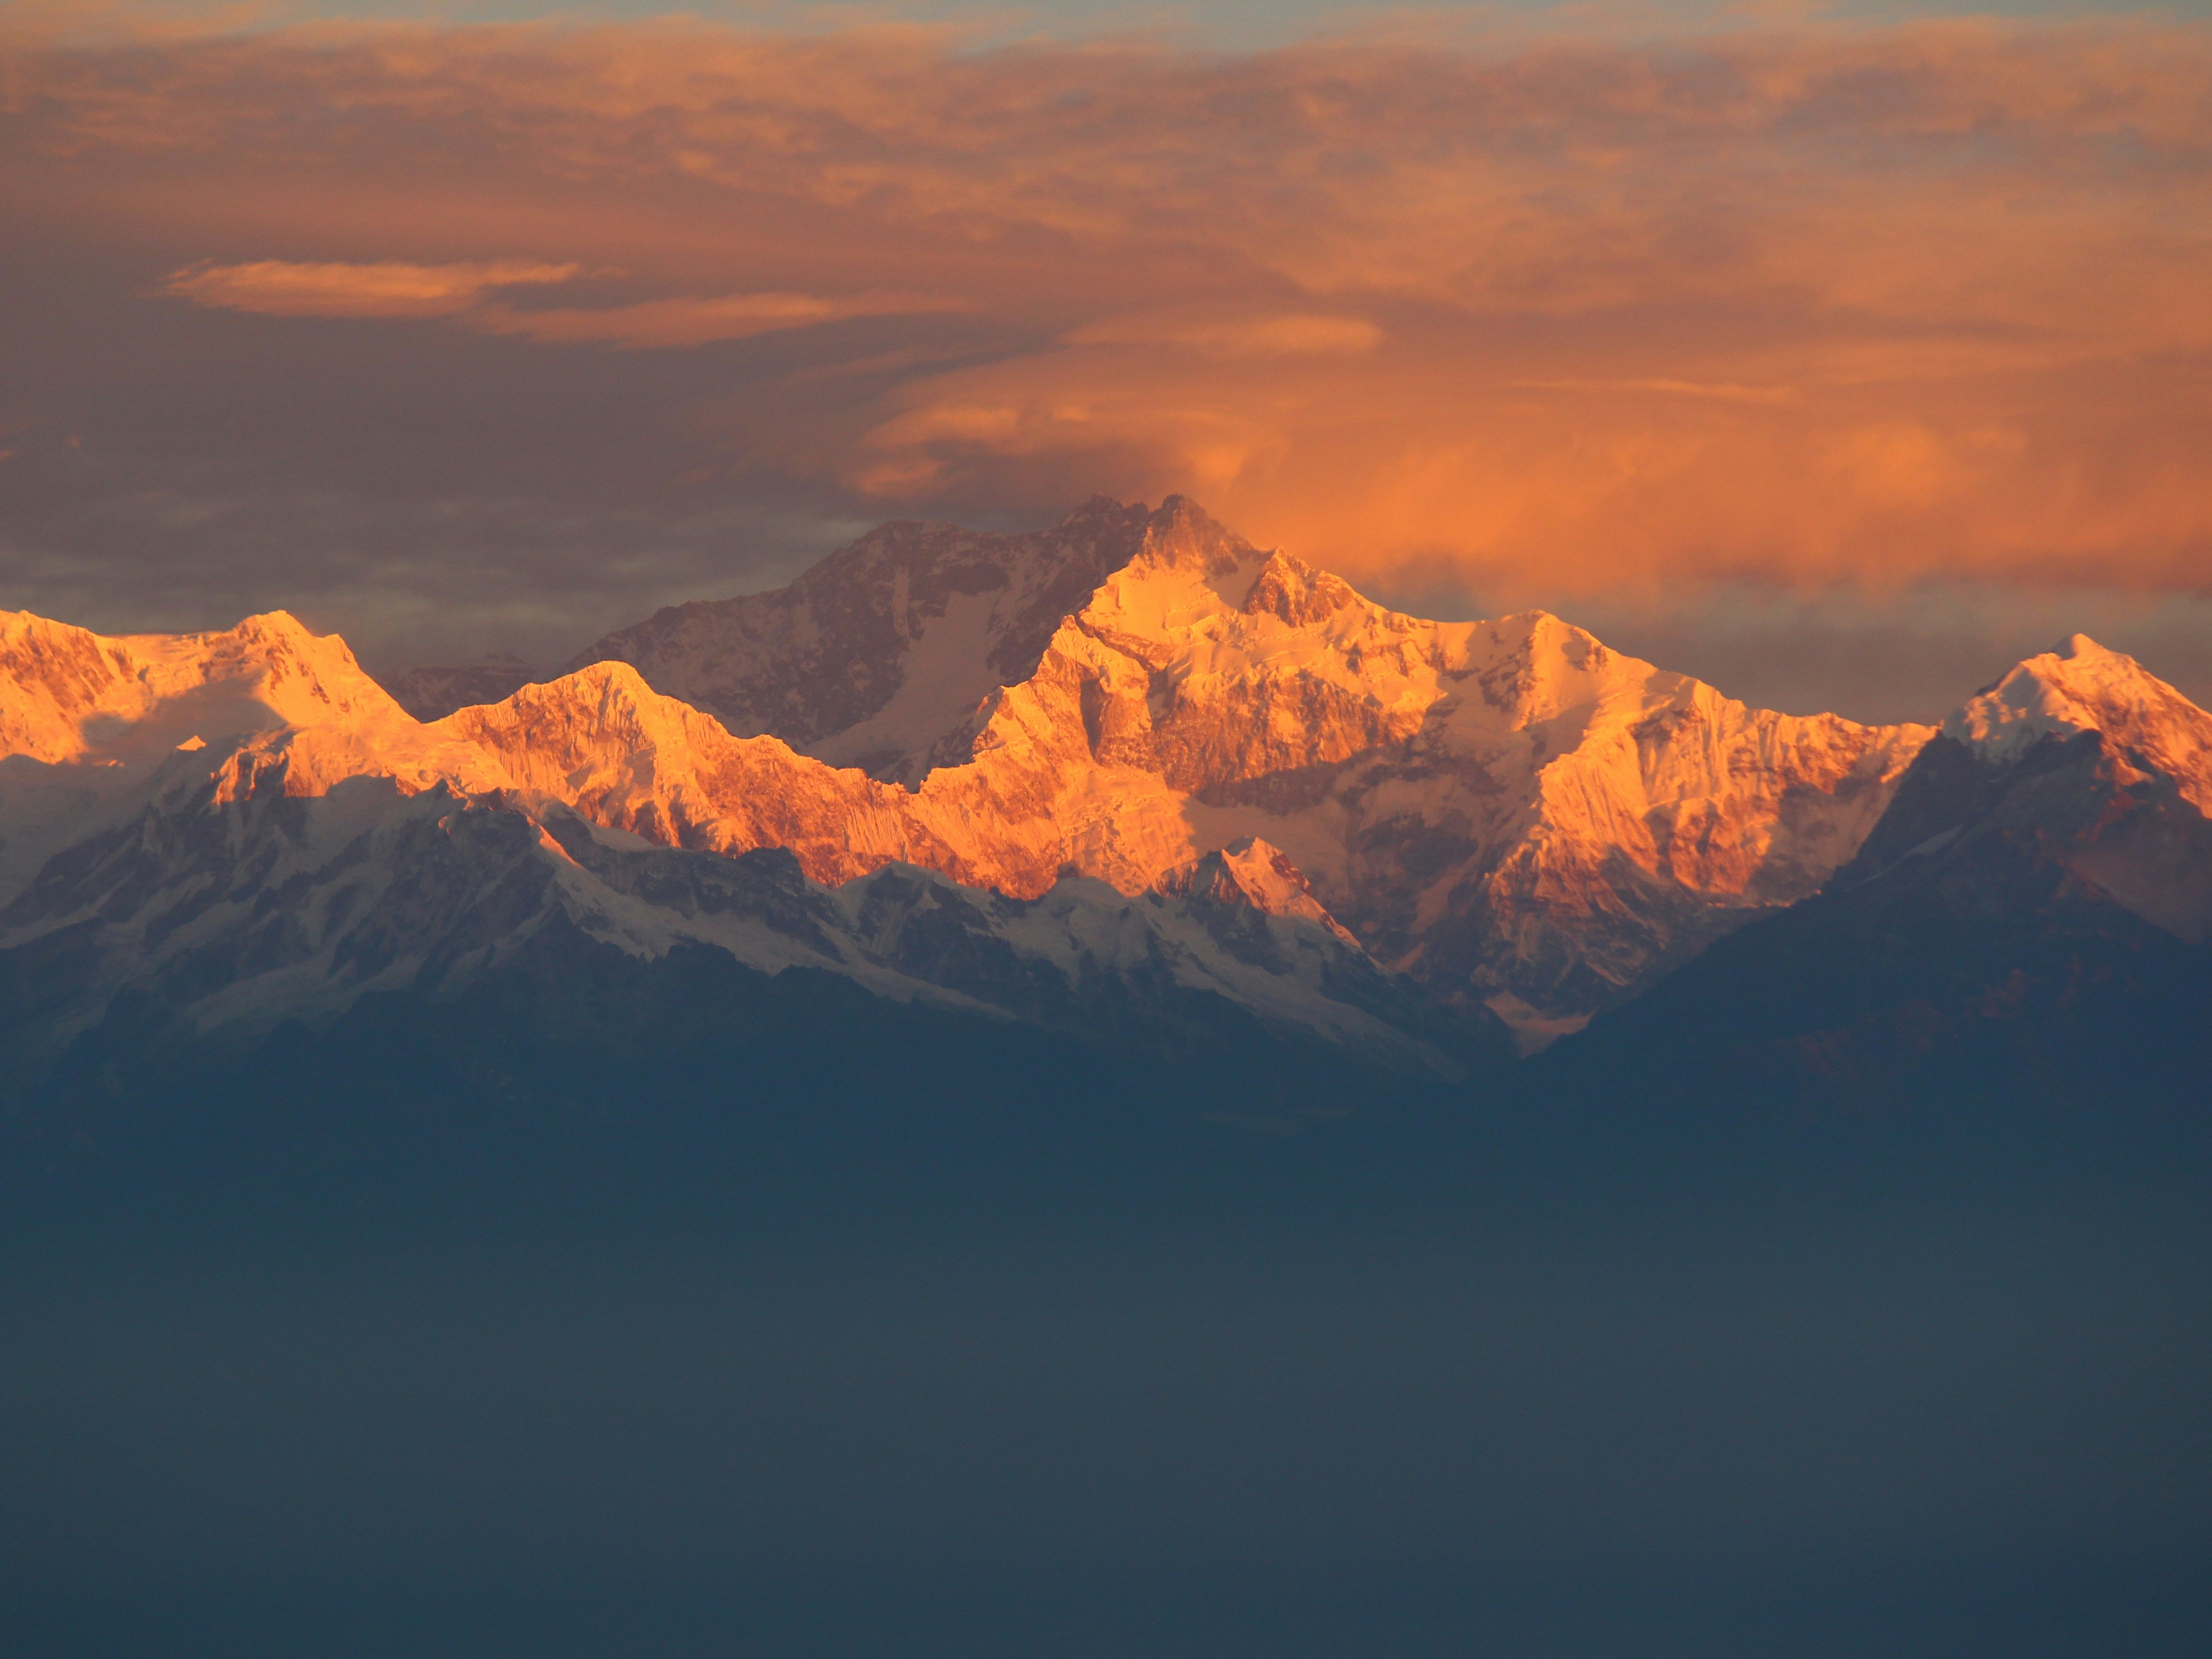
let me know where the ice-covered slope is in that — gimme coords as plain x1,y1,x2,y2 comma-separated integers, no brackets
0,765,1498,1086
564,497,1165,784
1844,635,2212,943
0,609,505,903
1551,637,2212,1101
862,501,1935,1021
429,662,1073,895
555,496,1931,1022
1943,635,2212,815
1,608,419,763
0,607,1503,1078
1,499,1933,1029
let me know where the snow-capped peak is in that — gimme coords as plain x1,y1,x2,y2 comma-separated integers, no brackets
0,606,425,764
1944,635,2212,811
1154,836,1361,948
0,495,1952,1024
1948,635,2134,757
557,495,1180,783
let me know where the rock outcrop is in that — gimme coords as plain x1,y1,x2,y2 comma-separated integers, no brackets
376,654,539,722
563,496,1164,784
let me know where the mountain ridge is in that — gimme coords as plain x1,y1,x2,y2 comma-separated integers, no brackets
0,759,1503,1082
559,495,1162,785
1551,633,2212,1102
0,499,1942,1034
564,497,1933,1020
2,533,2206,1105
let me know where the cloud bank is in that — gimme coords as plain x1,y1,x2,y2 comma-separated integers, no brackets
1,11,2206,704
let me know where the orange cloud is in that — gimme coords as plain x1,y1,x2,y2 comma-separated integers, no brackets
161,258,580,318
8,12,2210,616
160,260,968,347
1068,313,1385,358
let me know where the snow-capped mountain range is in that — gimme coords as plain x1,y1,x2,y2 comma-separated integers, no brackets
1554,632,2212,1098
1841,633,2212,945
564,498,1158,785
559,498,1935,1025
0,496,2205,1096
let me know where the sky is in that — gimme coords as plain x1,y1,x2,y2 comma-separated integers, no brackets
2,0,2207,720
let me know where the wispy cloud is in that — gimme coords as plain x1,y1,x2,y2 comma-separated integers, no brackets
161,259,581,318
161,261,967,347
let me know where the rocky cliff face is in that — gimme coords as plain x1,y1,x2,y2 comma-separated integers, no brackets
563,496,1165,784
376,654,538,722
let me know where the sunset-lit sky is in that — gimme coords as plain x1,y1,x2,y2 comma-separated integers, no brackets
3,0,2206,719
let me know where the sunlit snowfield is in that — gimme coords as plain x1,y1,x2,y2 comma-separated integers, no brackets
4,1073,2207,1659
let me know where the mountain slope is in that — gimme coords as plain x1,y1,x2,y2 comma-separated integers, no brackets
0,608,505,905
1547,636,2212,1103
563,496,1163,784
0,607,450,768
0,731,1504,1099
0,498,1935,1034
961,521,1931,1019
611,497,1929,1023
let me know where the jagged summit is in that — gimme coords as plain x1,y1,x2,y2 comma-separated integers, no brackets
559,495,1238,784
0,606,492,790
428,660,1018,890
514,505,1925,1026
0,607,398,763
1839,634,2212,942
0,607,508,903
947,526,1932,1021
1557,631,2212,1098
1946,634,2212,811
4,510,2202,1103
1154,837,1361,948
